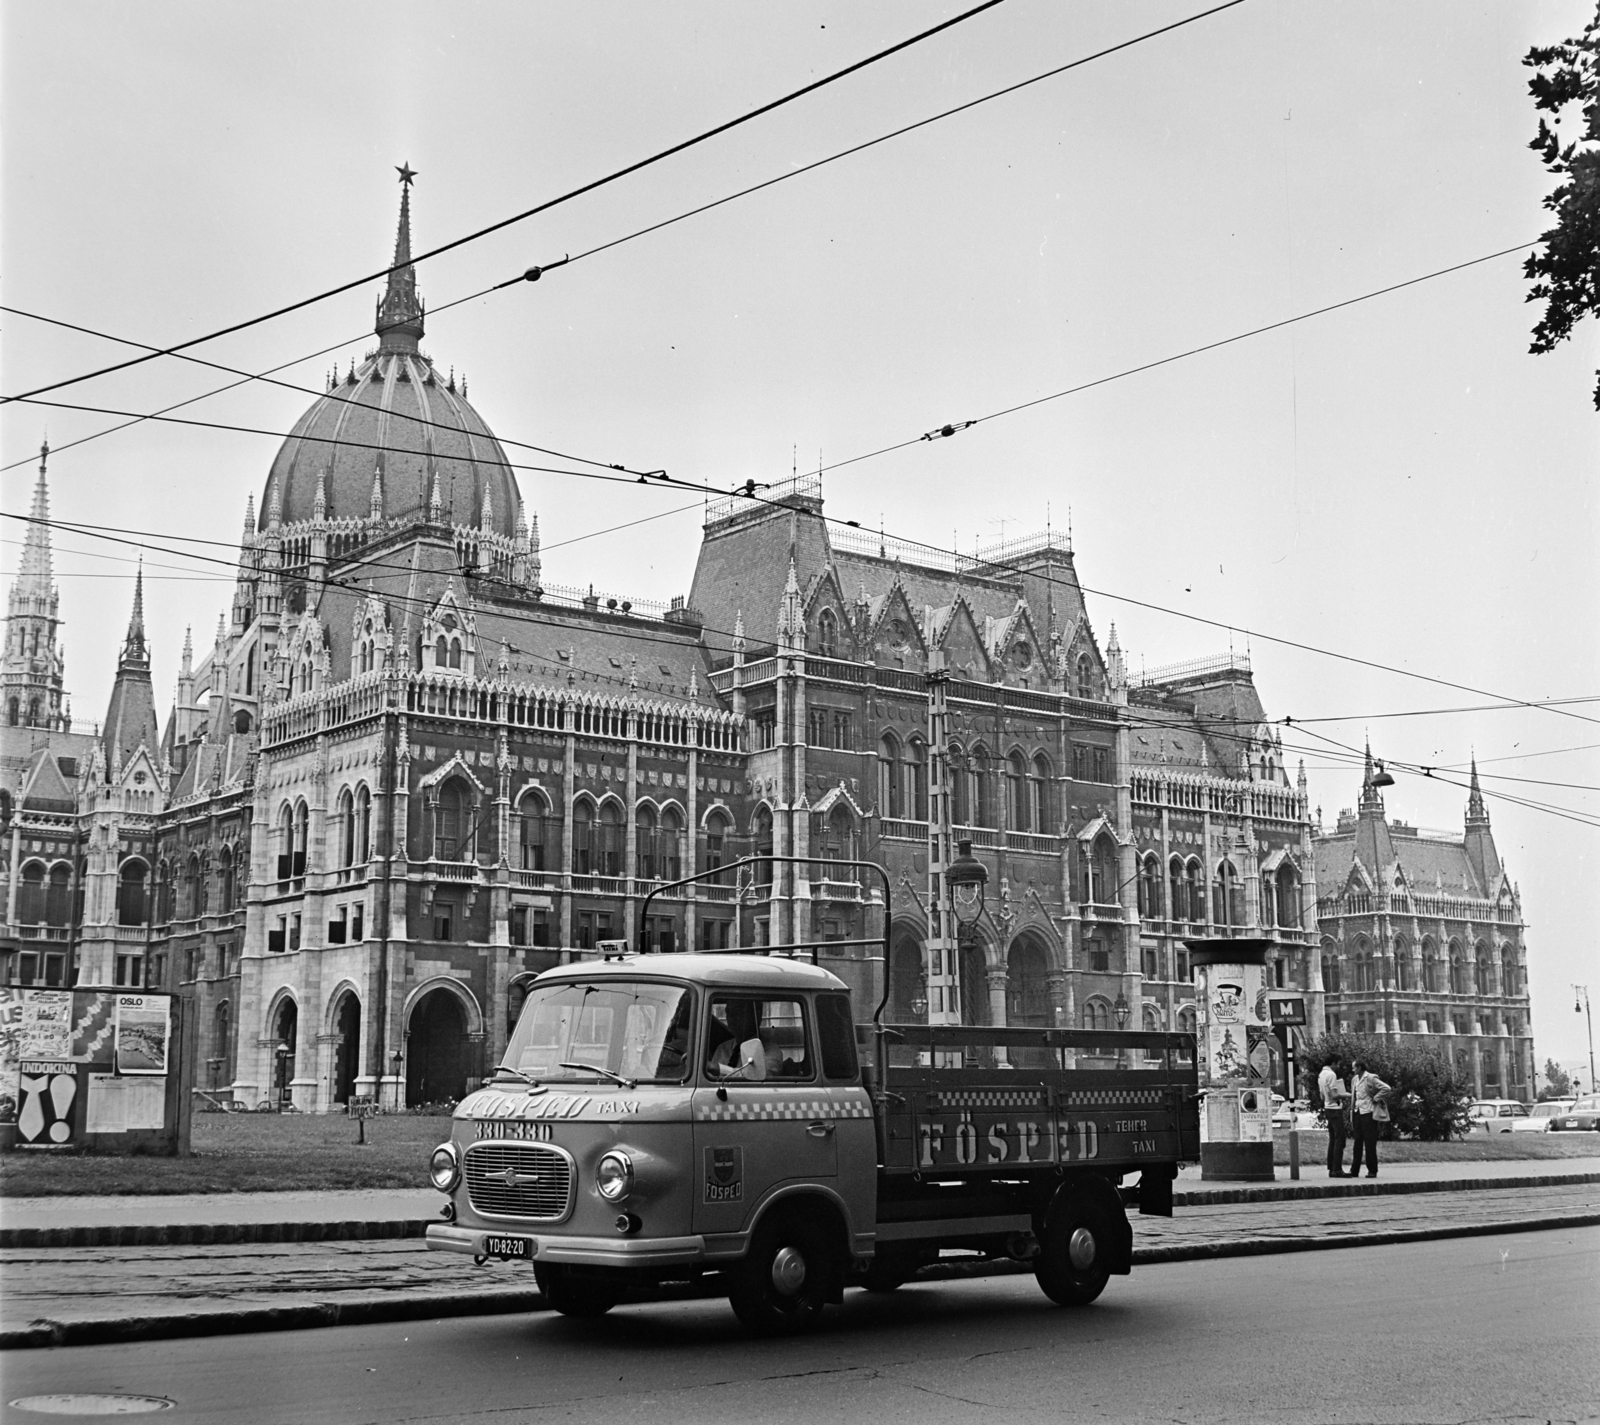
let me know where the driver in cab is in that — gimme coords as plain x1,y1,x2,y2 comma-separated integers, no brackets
706,999,788,1080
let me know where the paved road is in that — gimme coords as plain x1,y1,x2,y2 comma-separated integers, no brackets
5,1179,1595,1341
4,1227,1596,1425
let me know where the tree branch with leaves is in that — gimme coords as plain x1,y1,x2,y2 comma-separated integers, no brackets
1523,3,1600,410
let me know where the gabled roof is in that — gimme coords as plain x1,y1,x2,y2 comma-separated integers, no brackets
20,748,76,813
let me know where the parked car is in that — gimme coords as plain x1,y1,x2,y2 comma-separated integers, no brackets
1549,1094,1600,1132
1510,1101,1574,1134
1467,1099,1530,1133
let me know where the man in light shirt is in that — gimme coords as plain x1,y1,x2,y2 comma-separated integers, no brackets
1318,1055,1351,1177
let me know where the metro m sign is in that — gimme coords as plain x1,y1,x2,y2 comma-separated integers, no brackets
1268,996,1307,1027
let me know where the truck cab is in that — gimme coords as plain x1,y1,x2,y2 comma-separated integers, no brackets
427,950,1198,1332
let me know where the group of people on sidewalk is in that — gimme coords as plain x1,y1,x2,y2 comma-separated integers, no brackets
1317,1056,1393,1178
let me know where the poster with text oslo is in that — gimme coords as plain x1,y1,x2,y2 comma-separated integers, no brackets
114,994,170,1074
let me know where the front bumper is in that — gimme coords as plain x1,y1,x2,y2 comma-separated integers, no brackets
426,1222,709,1268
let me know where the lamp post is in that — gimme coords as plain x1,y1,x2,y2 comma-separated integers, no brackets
1578,985,1595,1093
1113,991,1131,1068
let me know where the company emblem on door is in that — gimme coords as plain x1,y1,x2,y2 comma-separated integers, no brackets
692,994,835,1234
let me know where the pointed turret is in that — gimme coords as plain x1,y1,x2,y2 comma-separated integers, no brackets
777,553,804,650
375,165,425,353
1466,753,1488,827
3,440,67,729
17,441,55,591
102,565,160,778
1463,751,1500,889
1105,621,1126,692
241,492,256,549
1358,737,1386,816
370,467,384,522
180,625,193,679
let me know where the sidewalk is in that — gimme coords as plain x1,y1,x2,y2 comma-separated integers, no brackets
4,1179,1596,1349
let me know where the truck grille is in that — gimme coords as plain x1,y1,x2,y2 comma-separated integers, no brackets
464,1143,574,1222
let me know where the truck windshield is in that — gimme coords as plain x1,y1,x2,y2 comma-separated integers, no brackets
503,981,693,1085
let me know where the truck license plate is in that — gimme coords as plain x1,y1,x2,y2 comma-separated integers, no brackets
482,1235,533,1260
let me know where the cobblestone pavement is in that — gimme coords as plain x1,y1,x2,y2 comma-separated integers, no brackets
2,1180,1595,1344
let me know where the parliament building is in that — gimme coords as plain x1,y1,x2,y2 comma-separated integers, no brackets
2,180,1532,1109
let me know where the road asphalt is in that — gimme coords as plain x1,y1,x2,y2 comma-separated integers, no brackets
1,1163,1595,1350
3,1227,1596,1425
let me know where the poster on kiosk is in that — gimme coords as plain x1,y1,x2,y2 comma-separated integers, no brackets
1194,958,1273,1146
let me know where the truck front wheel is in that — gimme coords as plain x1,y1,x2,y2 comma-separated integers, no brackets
1034,1199,1113,1308
729,1211,836,1334
535,1264,619,1318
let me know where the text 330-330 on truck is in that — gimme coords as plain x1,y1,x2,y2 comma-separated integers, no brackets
425,950,1200,1334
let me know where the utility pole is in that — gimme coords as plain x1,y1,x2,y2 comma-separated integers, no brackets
1578,985,1595,1093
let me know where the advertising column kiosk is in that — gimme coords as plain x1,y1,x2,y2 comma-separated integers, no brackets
1186,937,1275,1182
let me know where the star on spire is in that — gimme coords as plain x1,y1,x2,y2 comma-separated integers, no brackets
396,163,418,187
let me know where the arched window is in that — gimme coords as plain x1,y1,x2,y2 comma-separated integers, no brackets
1475,943,1494,996
448,637,462,670
1321,940,1342,994
339,788,356,867
753,806,774,885
907,738,928,821
1090,833,1117,905
1177,1006,1197,1039
1169,856,1186,923
219,847,235,912
822,804,855,872
817,608,838,658
878,733,902,818
1007,940,1051,1028
435,779,473,862
1276,865,1299,928
1422,938,1439,993
660,807,683,881
291,801,309,878
948,743,969,824
598,800,624,877
18,862,45,924
435,635,448,668
1137,854,1161,918
970,744,993,827
1185,859,1204,922
520,792,551,871
42,864,69,926
1395,937,1413,992
6,698,17,726
189,854,206,918
1213,861,1241,926
1006,751,1029,833
703,809,731,883
1081,997,1110,1031
573,800,596,875
355,786,371,863
1500,944,1519,998
117,859,148,927
1449,942,1466,996
1076,654,1096,700
635,804,659,881
1030,754,1051,834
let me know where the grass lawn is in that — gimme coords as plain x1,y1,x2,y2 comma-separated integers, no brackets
0,1111,450,1197
1272,1129,1600,1166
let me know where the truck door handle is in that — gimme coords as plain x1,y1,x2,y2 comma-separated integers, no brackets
807,1121,836,1138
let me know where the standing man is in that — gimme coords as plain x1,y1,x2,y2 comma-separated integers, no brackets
1349,1057,1392,1179
1318,1054,1351,1178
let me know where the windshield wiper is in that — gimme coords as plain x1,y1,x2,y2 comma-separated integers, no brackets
558,1061,637,1090
492,1063,540,1086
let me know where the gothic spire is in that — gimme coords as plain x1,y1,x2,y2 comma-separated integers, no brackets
17,440,55,592
120,560,149,669
376,164,424,352
1466,752,1489,826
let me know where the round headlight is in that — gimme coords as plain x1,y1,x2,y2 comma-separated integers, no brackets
596,1150,634,1202
429,1142,461,1193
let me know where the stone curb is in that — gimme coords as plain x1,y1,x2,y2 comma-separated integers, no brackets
1170,1169,1600,1206
3,1211,1595,1352
5,1171,1595,1249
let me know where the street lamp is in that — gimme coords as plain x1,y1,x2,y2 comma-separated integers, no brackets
1577,985,1595,1093
1113,992,1131,1029
947,839,988,931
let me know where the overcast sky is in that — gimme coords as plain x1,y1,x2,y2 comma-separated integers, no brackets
4,1,1596,1069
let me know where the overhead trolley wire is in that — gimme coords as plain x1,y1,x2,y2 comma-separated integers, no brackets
0,0,1009,407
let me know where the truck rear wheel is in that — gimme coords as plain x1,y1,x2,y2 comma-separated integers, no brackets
729,1211,836,1334
535,1264,619,1318
1034,1199,1114,1308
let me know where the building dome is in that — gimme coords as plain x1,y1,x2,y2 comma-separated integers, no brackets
260,176,521,541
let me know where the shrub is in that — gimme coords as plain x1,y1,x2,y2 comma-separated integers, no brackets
1299,1032,1475,1141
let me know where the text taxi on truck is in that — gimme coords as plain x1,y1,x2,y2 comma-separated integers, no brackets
426,871,1200,1333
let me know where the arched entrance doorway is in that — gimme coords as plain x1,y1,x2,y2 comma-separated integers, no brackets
1007,935,1052,1069
271,998,298,1107
887,936,927,1023
331,992,361,1105
407,988,469,1106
